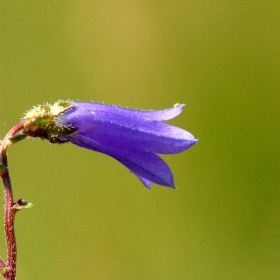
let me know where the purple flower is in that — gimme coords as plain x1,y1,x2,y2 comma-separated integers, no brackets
55,102,197,189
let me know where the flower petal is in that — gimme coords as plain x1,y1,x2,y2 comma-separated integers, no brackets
54,101,197,188
69,102,185,121
134,175,152,189
68,136,175,188
112,151,175,188
58,103,197,154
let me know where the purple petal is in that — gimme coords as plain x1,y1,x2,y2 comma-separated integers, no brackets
113,151,175,188
68,137,175,188
134,175,152,189
57,103,197,154
71,102,185,121
55,101,198,188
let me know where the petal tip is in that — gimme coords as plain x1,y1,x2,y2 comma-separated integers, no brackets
174,103,185,108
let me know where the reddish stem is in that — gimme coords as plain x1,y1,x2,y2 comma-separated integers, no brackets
0,120,26,280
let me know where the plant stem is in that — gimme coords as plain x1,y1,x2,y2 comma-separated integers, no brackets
0,121,26,280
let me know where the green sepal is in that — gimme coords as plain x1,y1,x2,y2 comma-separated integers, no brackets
9,133,27,144
22,100,77,143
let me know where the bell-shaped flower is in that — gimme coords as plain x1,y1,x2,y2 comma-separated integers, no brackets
23,101,197,188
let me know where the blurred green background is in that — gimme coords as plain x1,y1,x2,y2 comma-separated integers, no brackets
1,1,280,279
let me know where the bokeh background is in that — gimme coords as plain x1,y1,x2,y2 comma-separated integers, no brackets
1,1,280,279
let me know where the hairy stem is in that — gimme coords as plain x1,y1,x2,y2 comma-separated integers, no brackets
0,121,26,280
